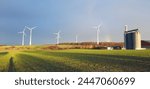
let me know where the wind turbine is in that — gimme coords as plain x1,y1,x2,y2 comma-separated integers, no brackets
54,31,61,44
93,24,101,45
75,35,78,43
25,26,37,46
18,27,26,46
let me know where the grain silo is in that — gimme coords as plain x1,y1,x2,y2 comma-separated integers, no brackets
124,25,141,50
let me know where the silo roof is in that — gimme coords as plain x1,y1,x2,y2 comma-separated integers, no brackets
126,29,139,33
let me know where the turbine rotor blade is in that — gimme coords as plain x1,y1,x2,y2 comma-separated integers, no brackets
18,32,23,34
31,26,37,30
53,33,58,35
25,26,30,30
93,26,97,29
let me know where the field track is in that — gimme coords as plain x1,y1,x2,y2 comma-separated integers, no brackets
0,49,150,72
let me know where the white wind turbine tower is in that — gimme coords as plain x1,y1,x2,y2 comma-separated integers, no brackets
25,26,37,46
54,31,61,44
18,27,26,46
75,35,78,43
93,24,101,45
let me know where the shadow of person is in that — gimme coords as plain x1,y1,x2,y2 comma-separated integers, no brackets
8,57,16,72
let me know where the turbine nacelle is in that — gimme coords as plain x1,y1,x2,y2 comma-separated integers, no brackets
25,26,37,31
93,24,101,31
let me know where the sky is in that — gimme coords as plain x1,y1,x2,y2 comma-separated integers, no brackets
0,0,150,45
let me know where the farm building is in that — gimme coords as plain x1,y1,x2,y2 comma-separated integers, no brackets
141,40,150,48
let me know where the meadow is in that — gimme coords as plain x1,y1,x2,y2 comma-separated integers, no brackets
0,45,150,72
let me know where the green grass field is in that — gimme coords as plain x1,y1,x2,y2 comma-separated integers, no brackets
0,48,150,72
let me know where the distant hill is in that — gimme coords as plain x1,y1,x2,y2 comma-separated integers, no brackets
0,42,124,50
0,45,6,46
59,42,124,47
